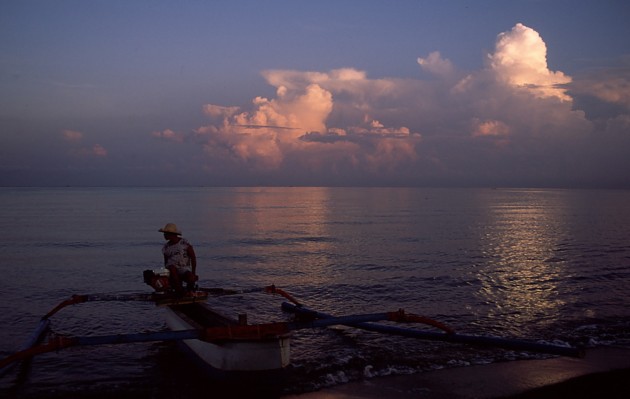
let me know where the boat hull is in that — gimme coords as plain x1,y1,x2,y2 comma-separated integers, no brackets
163,303,291,373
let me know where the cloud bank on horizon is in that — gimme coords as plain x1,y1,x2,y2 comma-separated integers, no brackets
140,23,628,187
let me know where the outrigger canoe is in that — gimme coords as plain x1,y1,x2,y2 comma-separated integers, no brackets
145,268,293,375
0,270,585,383
163,301,291,374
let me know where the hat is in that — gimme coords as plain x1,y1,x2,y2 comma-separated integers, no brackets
159,223,181,235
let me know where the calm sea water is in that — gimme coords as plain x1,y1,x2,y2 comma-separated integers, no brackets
0,187,629,397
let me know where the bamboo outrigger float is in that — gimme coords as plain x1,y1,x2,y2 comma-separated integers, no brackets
0,272,584,381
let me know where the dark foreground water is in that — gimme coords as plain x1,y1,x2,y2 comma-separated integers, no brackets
0,187,629,397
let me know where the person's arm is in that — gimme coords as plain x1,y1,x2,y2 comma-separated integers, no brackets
188,245,197,276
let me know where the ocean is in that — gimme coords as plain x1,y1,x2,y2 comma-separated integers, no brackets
0,187,629,397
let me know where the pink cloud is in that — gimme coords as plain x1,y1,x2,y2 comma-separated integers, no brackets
471,119,510,138
417,51,455,78
61,129,108,158
69,144,108,158
62,129,83,142
570,62,630,112
91,144,108,157
152,129,185,142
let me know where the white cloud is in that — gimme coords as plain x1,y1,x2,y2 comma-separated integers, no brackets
487,23,571,101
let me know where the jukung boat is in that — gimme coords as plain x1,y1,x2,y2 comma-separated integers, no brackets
144,268,293,377
0,269,585,384
163,300,291,375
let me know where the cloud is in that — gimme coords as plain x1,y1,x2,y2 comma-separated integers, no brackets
189,75,424,174
62,129,83,142
71,144,108,158
61,129,108,158
568,59,630,116
589,73,630,109
471,119,510,138
150,23,628,187
189,80,336,169
152,128,185,142
487,23,571,101
203,104,240,119
91,144,108,157
417,51,456,78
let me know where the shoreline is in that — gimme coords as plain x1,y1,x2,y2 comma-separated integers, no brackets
281,346,630,399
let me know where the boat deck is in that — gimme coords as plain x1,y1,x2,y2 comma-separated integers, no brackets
169,303,235,329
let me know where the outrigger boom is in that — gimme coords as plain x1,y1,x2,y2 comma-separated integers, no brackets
282,302,584,358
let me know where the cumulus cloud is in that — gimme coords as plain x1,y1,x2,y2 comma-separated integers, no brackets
187,74,423,174
151,23,628,187
487,23,571,101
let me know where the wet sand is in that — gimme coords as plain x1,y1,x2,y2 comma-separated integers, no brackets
282,346,630,399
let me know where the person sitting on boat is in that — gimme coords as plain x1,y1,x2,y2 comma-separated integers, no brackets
159,223,197,293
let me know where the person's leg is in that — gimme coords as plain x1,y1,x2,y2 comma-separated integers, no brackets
167,265,183,291
183,271,197,291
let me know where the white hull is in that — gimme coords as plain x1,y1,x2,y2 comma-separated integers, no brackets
163,303,291,372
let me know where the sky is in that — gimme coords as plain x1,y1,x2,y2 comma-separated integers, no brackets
1,1,629,188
